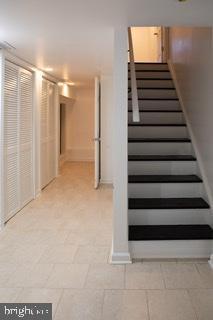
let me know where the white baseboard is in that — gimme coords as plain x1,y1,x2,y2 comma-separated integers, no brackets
168,60,213,225
35,189,41,198
110,247,132,264
66,148,94,162
209,255,213,269
59,154,67,167
100,178,113,185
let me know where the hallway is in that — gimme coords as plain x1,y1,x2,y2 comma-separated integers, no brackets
0,162,212,319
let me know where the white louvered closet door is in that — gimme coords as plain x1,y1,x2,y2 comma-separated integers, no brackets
41,79,56,189
19,69,33,207
4,62,34,221
48,82,56,183
4,63,20,219
41,79,49,189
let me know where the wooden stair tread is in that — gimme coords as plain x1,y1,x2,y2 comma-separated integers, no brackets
129,224,213,241
128,175,202,183
128,138,191,143
128,123,186,127
128,197,210,210
128,155,196,161
128,110,182,113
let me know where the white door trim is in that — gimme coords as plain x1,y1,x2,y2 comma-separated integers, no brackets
94,76,100,189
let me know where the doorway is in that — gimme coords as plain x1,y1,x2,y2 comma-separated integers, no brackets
131,27,168,63
60,103,66,156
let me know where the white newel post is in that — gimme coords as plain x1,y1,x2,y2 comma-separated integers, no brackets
110,28,132,264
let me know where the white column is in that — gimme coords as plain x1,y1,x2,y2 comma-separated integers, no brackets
110,28,131,264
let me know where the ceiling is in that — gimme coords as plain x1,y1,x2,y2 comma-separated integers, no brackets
0,0,213,85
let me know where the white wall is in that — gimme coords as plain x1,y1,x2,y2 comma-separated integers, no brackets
169,27,213,205
100,75,113,184
59,83,76,100
65,85,95,162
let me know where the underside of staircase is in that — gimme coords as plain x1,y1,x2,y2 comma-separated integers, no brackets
128,62,213,259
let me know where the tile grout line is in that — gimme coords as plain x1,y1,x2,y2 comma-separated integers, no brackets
52,288,64,320
42,263,56,288
194,262,206,289
124,265,127,289
82,263,91,289
159,262,167,289
101,290,107,319
186,288,199,320
145,290,151,320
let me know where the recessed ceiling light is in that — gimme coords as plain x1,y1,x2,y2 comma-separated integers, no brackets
44,67,53,72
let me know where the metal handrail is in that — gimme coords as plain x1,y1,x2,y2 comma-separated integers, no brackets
128,27,140,122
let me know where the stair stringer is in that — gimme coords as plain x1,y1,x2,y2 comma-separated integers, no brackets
168,59,213,228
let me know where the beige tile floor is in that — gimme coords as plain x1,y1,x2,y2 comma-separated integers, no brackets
0,162,213,319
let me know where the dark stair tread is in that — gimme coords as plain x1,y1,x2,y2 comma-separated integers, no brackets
128,197,210,210
128,123,186,127
128,87,175,90
128,155,196,161
128,175,202,183
128,98,179,101
130,70,171,73
129,224,213,241
129,78,173,81
128,138,191,143
128,110,182,113
128,62,168,64
129,78,173,80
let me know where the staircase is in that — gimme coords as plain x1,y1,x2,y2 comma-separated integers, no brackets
128,62,213,258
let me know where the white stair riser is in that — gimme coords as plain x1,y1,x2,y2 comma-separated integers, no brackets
128,161,197,175
129,209,210,225
130,64,169,71
129,89,177,99
128,113,184,124
129,71,171,79
128,127,188,139
128,142,192,155
128,182,204,198
129,79,174,88
129,240,213,259
128,100,180,110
